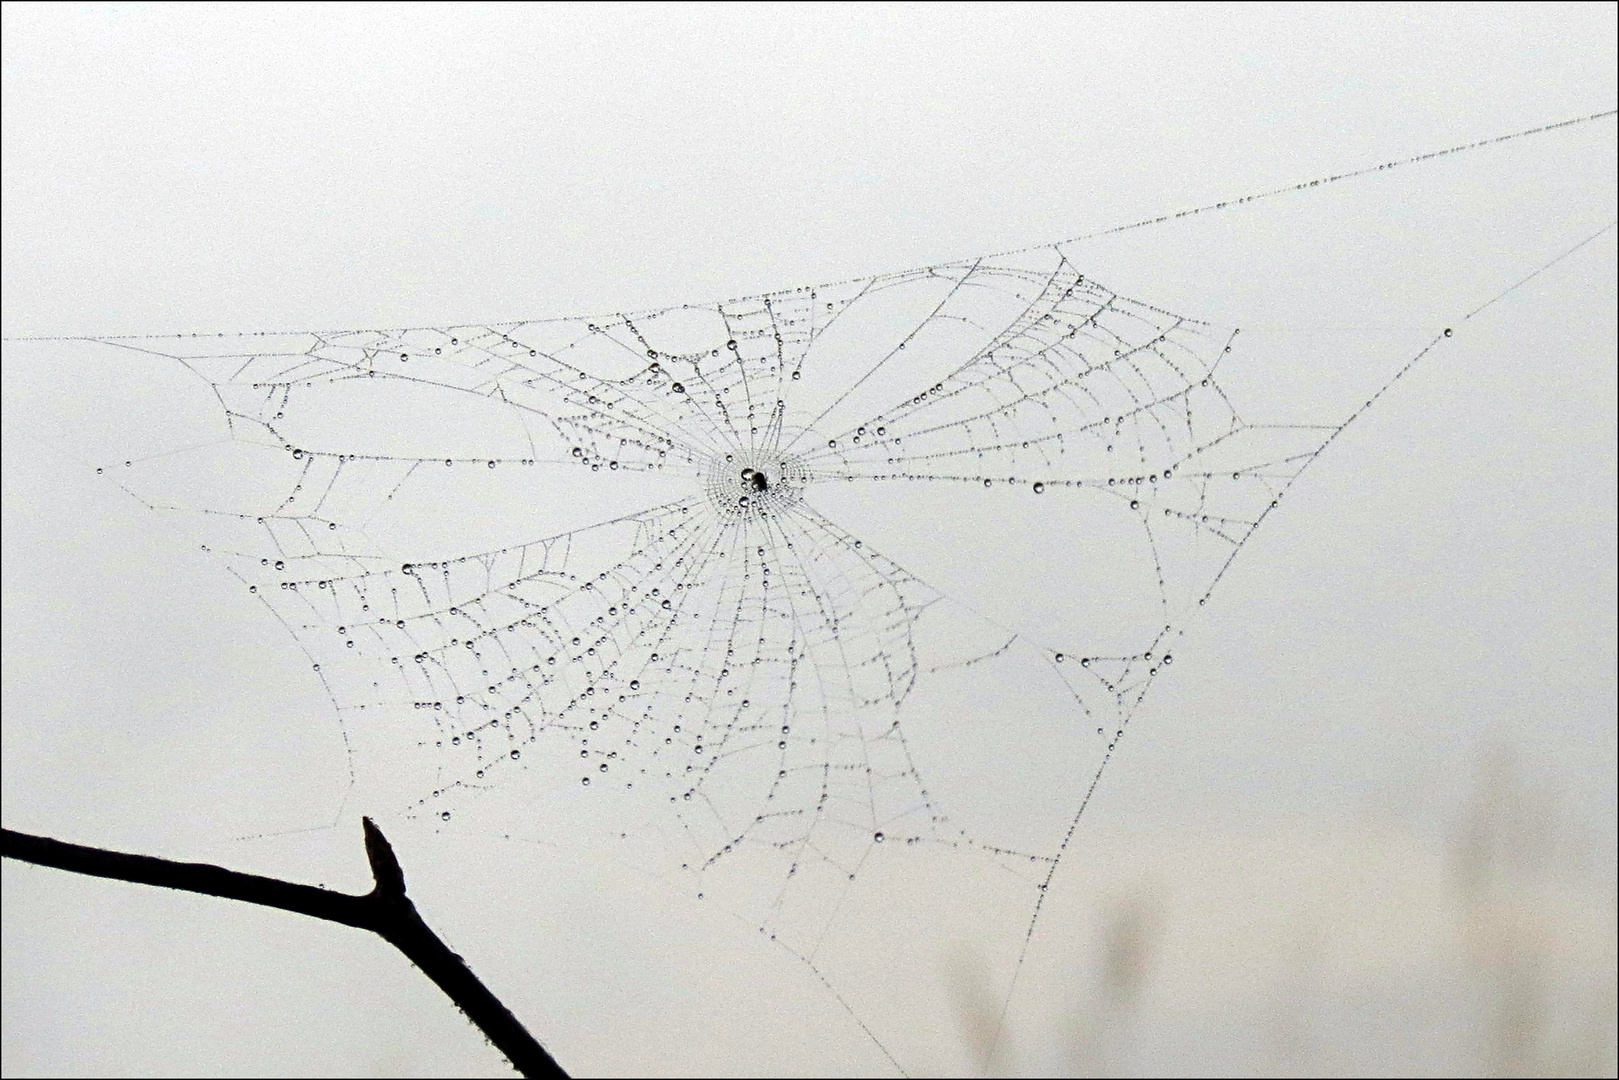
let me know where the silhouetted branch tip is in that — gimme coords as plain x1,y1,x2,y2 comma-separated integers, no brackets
361,816,407,897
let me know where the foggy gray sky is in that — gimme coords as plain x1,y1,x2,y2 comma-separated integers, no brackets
3,5,1615,1077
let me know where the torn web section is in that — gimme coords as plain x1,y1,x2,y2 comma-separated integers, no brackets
231,324,700,485
800,252,1347,664
798,253,1246,684
120,327,685,537
138,329,681,563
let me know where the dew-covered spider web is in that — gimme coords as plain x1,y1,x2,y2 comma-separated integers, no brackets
10,109,1615,1074
44,253,1458,1063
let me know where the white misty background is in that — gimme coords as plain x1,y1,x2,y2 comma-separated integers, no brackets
3,5,1615,1077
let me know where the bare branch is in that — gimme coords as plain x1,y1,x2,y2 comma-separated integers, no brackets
1,821,567,1079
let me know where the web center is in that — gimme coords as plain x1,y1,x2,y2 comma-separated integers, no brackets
704,450,810,522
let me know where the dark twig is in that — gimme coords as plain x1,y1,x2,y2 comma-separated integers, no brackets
1,820,567,1079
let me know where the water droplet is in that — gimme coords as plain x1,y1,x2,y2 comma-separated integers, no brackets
1033,481,1045,493
440,811,451,821
671,382,686,393
874,831,885,842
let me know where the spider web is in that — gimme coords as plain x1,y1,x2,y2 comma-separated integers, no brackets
14,109,1613,1072
60,248,1372,1064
